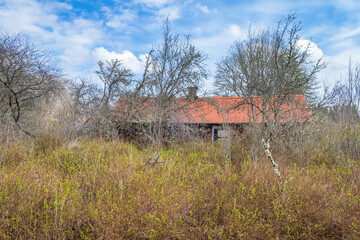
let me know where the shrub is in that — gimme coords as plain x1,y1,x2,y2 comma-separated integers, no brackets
0,139,359,239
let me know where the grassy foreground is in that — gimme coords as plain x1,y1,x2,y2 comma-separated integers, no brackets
0,138,359,239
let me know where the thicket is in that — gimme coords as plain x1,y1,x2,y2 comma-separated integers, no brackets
0,137,359,239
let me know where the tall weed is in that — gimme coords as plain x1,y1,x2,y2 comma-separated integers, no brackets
0,139,359,239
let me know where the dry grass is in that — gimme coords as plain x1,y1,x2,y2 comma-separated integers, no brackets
0,137,359,239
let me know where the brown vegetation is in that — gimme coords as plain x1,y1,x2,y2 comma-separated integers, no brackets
0,137,359,239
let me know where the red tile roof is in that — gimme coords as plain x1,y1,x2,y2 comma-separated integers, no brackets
172,95,311,124
116,95,311,124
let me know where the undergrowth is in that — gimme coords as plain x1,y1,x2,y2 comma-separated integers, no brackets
0,138,359,239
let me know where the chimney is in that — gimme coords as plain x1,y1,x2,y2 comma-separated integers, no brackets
187,86,198,101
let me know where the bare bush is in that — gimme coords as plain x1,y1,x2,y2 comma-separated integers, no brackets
47,60,135,140
325,60,360,158
0,32,62,138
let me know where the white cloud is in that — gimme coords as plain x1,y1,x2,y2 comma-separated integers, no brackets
331,0,360,10
193,24,246,60
105,9,137,29
48,1,73,10
322,46,360,85
92,47,146,74
157,6,180,20
0,0,58,35
297,39,324,62
297,39,360,87
0,0,104,77
228,24,244,39
196,3,210,14
134,0,170,7
192,24,247,88
330,26,360,41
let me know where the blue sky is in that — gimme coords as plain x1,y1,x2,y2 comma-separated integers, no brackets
1,0,360,92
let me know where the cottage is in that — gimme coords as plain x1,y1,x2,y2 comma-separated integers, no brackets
116,88,311,141
171,94,311,140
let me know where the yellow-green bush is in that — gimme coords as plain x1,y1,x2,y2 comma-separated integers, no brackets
0,139,359,239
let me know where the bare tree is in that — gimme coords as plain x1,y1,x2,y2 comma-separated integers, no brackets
215,13,325,141
66,59,134,138
63,78,101,136
96,59,133,107
0,32,61,137
329,60,360,157
138,18,208,143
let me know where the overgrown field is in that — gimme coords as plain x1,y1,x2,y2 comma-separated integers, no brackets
0,138,359,239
